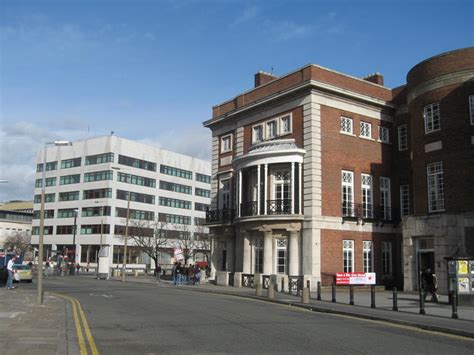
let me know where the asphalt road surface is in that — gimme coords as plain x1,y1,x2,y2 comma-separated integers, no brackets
37,277,472,354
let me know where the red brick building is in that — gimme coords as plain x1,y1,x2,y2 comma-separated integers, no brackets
203,47,474,293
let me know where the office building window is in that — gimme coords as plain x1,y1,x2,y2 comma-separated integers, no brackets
115,207,154,221
378,126,390,143
118,172,156,188
221,134,233,153
117,189,155,204
118,155,156,171
380,177,391,220
84,170,113,182
195,188,210,198
158,197,191,210
57,209,78,218
59,191,80,201
82,206,111,217
196,173,211,184
195,202,210,212
361,174,373,218
160,165,192,180
159,180,191,194
360,121,372,139
398,124,408,151
400,185,410,216
61,158,81,169
158,213,191,225
340,117,353,135
34,193,55,203
343,240,354,272
363,241,373,272
32,210,54,219
81,224,110,235
32,226,53,235
341,171,354,217
85,153,114,165
56,225,74,235
424,102,440,134
36,161,57,172
427,162,445,212
60,174,80,185
83,188,112,199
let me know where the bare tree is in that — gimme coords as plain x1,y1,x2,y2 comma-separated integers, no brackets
4,233,32,256
194,223,211,263
174,223,199,265
126,219,171,277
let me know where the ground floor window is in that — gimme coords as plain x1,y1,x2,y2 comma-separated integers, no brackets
80,245,100,264
382,241,392,276
363,241,373,272
343,240,354,272
276,239,287,274
113,246,143,264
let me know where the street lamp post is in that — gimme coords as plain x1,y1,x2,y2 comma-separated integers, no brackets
94,201,104,279
111,166,131,282
38,140,72,305
72,209,78,272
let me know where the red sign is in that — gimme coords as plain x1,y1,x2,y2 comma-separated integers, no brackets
336,272,376,285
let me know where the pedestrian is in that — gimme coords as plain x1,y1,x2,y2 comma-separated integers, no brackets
193,264,201,285
76,263,81,275
172,262,178,285
176,262,183,285
421,268,439,302
45,261,51,277
6,255,18,290
189,264,195,285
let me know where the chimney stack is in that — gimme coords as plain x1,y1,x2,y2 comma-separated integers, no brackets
255,71,278,88
363,72,384,86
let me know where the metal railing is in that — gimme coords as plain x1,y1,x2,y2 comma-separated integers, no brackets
242,273,254,288
262,275,271,289
288,275,303,295
240,201,258,217
342,203,399,223
267,199,291,215
205,208,235,224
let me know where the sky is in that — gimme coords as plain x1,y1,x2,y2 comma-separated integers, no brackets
0,0,473,202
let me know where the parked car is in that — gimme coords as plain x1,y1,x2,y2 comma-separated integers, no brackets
13,264,33,283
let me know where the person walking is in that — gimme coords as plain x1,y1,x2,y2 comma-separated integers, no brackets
6,255,17,290
421,268,439,302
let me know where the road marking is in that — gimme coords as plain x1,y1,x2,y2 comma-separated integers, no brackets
51,292,99,354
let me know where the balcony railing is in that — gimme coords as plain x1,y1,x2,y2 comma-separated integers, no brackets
240,201,258,217
240,199,293,217
205,209,235,224
342,203,399,223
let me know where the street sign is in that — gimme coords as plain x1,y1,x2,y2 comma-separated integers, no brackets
174,248,184,262
336,272,376,285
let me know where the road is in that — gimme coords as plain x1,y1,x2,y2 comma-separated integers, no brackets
38,277,472,354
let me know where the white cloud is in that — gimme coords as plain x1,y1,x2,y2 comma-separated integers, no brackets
231,5,259,27
268,20,313,41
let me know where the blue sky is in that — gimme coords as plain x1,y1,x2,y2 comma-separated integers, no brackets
0,0,473,201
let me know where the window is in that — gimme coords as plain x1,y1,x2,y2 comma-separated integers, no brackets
360,121,372,139
252,125,263,144
195,187,211,198
194,217,206,226
361,174,373,218
56,225,74,235
158,197,191,209
118,172,156,188
81,224,110,235
117,190,155,204
400,185,410,216
159,180,191,194
276,239,287,274
398,124,408,151
341,171,354,217
32,210,54,219
36,161,57,172
340,117,353,135
118,155,156,171
195,202,210,212
34,193,55,203
424,102,440,133
85,153,114,165
378,126,390,143
82,206,111,217
363,241,373,272
84,170,113,182
221,134,232,153
380,177,391,220
280,115,292,135
36,178,57,188
116,207,154,221
31,226,53,235
470,96,474,125
343,240,354,272
266,120,277,139
60,174,80,185
61,158,81,169
254,239,263,274
57,209,78,218
196,173,211,184
427,162,445,212
272,170,291,214
160,165,192,179
220,179,231,209
158,213,191,225
382,241,392,276
83,188,112,199
59,191,80,201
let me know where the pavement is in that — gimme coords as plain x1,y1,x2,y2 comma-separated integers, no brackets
0,275,472,355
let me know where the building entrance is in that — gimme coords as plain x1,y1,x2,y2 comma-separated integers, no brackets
416,238,435,290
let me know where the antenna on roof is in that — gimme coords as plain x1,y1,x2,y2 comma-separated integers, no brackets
271,66,274,75
110,131,114,136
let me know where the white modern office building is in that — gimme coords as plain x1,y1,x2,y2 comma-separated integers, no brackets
30,135,211,272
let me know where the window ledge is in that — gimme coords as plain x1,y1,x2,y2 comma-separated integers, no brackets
377,140,391,145
340,131,356,137
359,136,375,141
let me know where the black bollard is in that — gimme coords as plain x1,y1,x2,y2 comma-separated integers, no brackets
370,285,376,308
317,281,321,301
282,278,285,293
451,292,459,319
392,287,398,311
332,282,336,302
349,285,354,305
419,289,426,315
307,280,310,289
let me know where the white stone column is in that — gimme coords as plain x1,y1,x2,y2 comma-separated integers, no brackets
288,230,300,275
238,170,242,217
263,230,272,275
264,164,268,215
291,162,295,214
242,232,251,274
257,165,261,215
298,162,302,214
210,238,218,279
